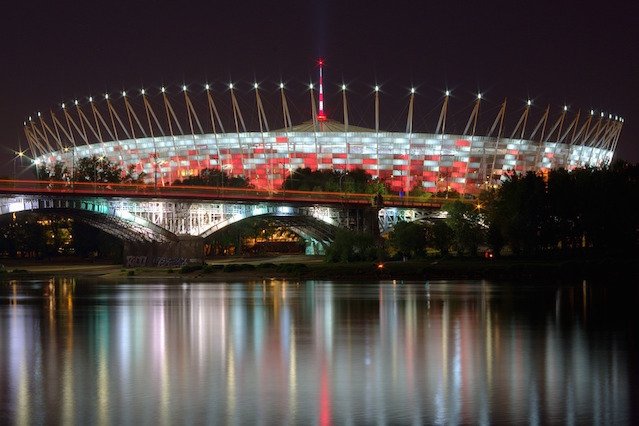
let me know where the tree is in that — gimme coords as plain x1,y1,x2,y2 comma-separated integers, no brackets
389,221,426,259
443,200,485,256
479,188,505,255
175,168,250,188
492,171,546,255
282,167,388,194
122,164,148,184
325,229,377,262
426,220,454,256
36,162,69,181
73,156,123,183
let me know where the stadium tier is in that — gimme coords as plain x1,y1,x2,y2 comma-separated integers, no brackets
24,82,622,194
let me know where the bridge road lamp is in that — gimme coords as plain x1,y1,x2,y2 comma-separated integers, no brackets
152,152,158,190
63,146,75,188
13,150,25,187
339,171,348,196
94,156,105,192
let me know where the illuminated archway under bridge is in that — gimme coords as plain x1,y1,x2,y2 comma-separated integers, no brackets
0,193,441,261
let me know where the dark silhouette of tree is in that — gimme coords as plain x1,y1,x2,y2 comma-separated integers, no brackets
175,168,250,188
325,229,377,262
479,188,505,255
443,200,485,256
122,165,148,184
74,156,123,183
389,221,426,259
282,167,388,194
480,162,639,257
492,171,546,255
424,220,454,256
36,162,69,181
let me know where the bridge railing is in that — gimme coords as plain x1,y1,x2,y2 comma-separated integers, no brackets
0,179,473,208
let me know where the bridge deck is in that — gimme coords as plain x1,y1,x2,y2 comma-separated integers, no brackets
0,179,472,208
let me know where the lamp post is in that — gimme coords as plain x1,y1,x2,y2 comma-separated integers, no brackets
63,146,72,187
13,150,25,187
153,152,158,190
339,171,347,195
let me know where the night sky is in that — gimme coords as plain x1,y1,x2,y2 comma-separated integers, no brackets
1,0,637,176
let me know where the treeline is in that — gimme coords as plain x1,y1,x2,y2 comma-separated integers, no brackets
36,157,251,188
329,162,639,262
0,215,122,260
283,168,388,194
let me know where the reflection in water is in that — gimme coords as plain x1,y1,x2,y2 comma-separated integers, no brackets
0,278,634,424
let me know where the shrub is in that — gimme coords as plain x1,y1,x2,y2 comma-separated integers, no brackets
202,264,224,273
275,263,308,273
222,264,255,272
180,264,203,274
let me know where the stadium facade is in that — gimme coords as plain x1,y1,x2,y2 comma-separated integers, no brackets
23,64,623,194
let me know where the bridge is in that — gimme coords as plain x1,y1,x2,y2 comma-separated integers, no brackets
0,179,462,265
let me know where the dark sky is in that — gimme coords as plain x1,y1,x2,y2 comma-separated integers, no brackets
1,0,637,176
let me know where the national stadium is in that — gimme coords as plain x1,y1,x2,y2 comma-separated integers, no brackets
23,60,623,195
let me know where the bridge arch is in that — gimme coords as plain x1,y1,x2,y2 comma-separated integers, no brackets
200,208,340,254
0,195,178,243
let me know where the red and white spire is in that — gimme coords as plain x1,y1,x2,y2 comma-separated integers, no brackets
317,58,327,122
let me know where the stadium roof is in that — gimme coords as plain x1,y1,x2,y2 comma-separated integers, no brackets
286,119,376,133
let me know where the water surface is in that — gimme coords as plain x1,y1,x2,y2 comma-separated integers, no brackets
1,278,636,424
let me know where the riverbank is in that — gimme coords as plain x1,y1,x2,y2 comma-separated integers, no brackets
1,254,637,282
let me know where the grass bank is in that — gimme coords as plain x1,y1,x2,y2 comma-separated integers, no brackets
2,255,636,282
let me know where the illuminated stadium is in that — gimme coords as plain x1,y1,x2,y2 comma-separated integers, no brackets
24,60,623,194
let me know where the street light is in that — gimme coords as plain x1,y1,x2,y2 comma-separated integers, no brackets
13,150,25,184
338,171,348,195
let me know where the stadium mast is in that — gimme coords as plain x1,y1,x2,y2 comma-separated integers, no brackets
317,58,327,122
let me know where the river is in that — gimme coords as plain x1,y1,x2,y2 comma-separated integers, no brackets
1,278,637,424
